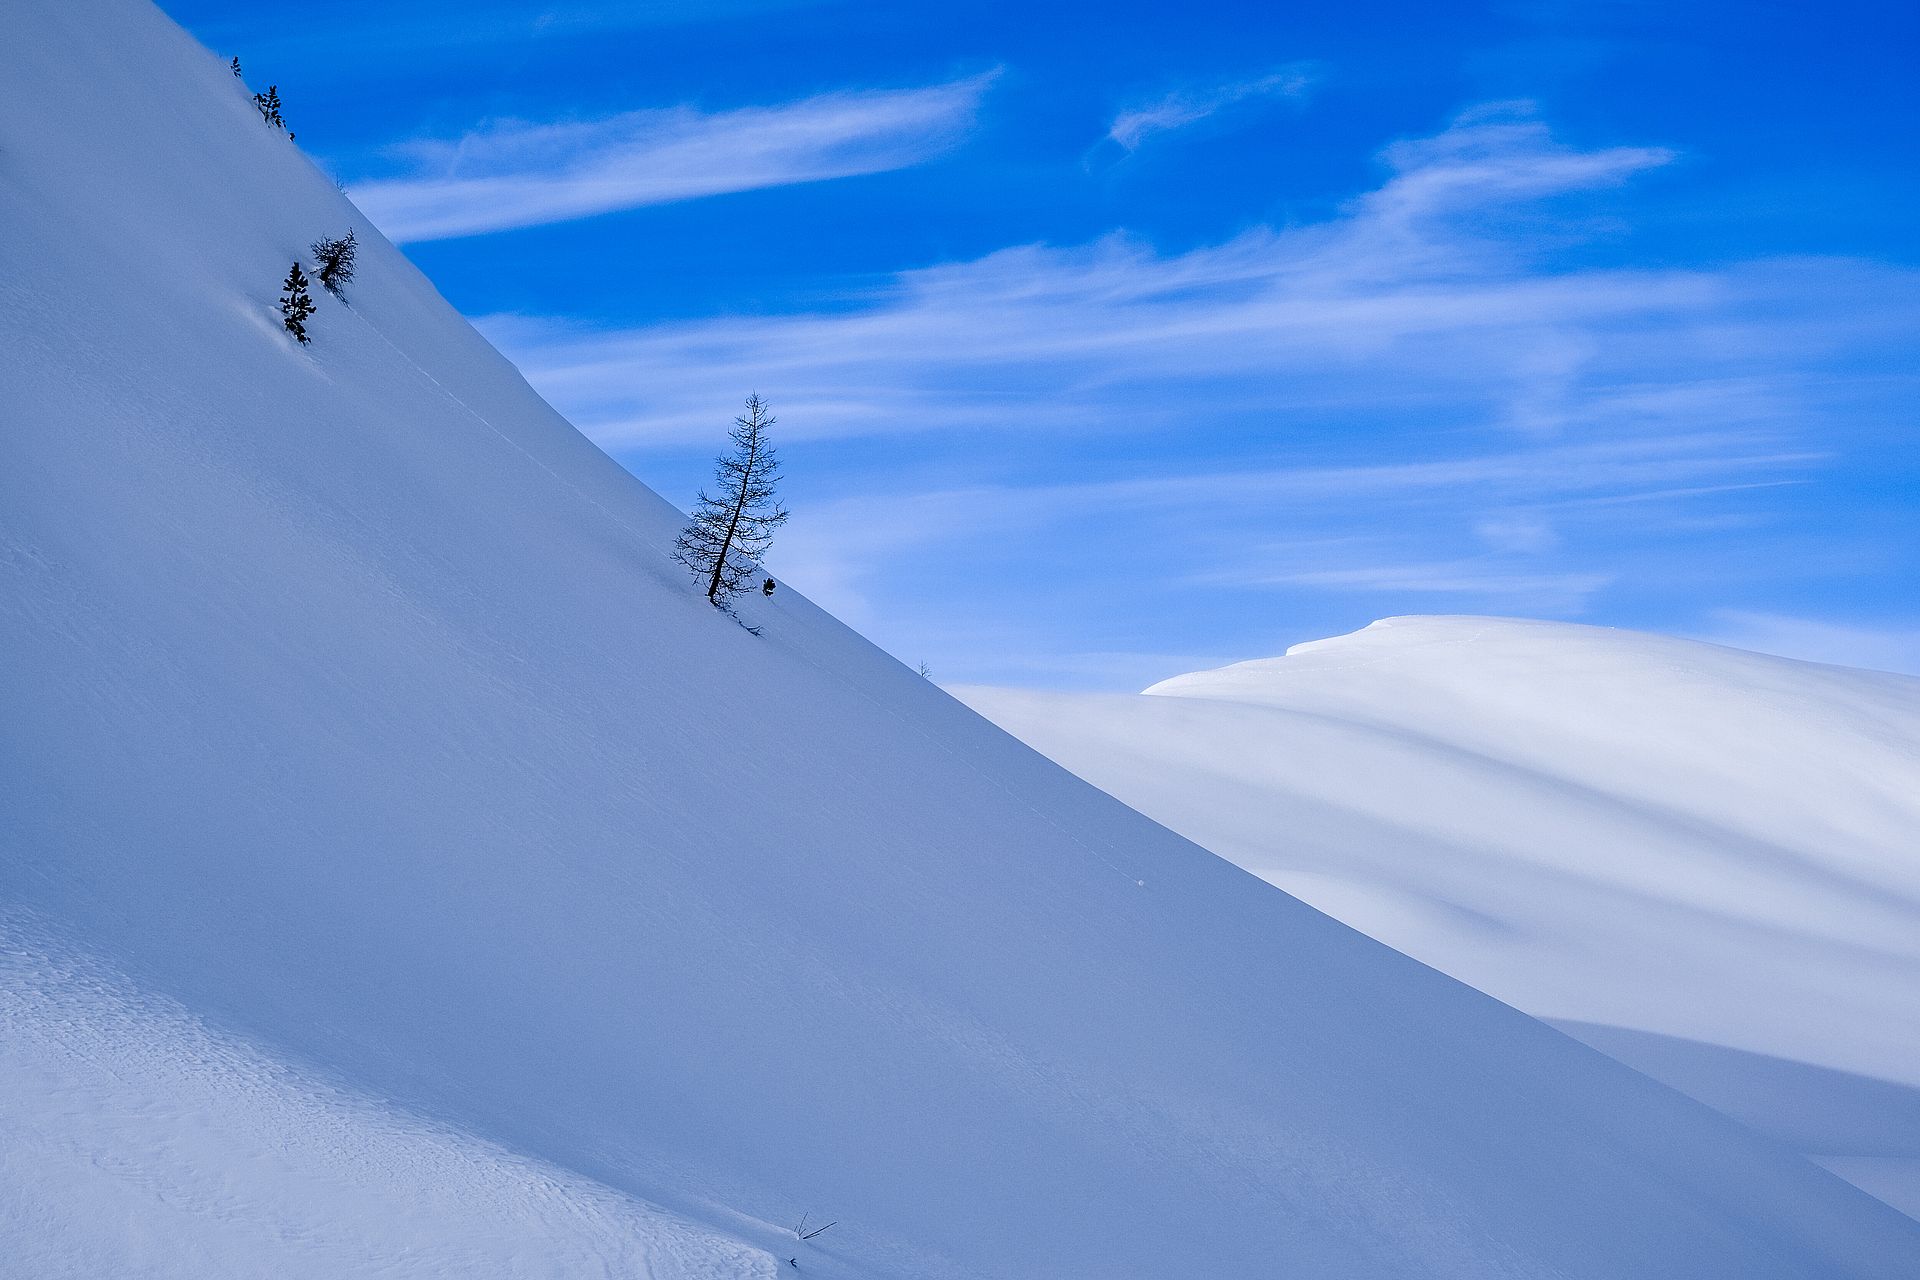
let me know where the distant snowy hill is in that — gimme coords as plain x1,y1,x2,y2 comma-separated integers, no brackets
958,616,1920,1219
4,0,1919,1276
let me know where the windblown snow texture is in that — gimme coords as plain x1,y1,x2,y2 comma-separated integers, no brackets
3,1,1918,1275
959,616,1920,1220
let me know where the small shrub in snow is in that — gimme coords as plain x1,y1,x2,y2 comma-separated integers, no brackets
230,56,242,78
279,262,315,344
253,85,284,131
311,230,357,298
673,393,788,610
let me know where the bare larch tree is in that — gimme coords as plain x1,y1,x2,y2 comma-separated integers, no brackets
310,229,357,298
673,394,788,609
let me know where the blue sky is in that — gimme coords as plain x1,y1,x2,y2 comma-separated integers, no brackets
175,0,1918,686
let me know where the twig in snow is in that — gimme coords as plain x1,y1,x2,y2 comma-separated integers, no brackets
794,1212,838,1241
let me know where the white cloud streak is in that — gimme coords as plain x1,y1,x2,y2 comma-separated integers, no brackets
475,103,1918,682
1235,561,1616,605
1693,612,1920,677
481,107,1823,450
767,432,1813,626
352,74,995,242
1106,65,1318,151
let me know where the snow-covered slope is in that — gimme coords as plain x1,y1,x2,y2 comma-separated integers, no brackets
4,2,1918,1275
958,616,1920,1219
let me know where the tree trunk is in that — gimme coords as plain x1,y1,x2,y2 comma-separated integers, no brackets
706,438,758,604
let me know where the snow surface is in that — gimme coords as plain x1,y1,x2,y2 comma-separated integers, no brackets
1,919,778,1280
4,1,1919,1274
957,615,1920,1219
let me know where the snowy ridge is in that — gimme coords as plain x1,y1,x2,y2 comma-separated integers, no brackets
959,615,1920,1218
4,1,1919,1275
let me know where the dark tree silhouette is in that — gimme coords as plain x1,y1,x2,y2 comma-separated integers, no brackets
230,56,242,78
673,394,788,609
311,230,357,298
280,262,315,344
253,85,284,130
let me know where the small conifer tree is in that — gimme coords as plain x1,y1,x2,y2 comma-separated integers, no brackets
280,262,315,344
311,230,357,298
230,56,242,78
253,85,284,130
673,394,789,610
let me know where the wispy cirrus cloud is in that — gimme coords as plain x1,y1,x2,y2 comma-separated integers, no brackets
480,102,1918,685
1243,561,1616,608
479,107,1790,449
766,433,1816,632
1692,612,1920,677
351,73,995,242
1105,64,1318,151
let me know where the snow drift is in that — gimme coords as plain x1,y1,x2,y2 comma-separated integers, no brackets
4,1,1918,1275
958,616,1920,1219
